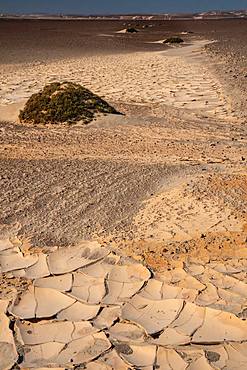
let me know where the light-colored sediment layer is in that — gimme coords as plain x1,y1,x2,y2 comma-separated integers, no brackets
134,171,246,242
1,235,247,369
0,40,236,122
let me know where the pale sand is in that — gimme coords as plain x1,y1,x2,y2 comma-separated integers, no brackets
0,40,237,122
134,170,246,242
0,41,247,250
0,38,246,252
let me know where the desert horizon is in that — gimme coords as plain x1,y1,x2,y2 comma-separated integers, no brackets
0,8,246,16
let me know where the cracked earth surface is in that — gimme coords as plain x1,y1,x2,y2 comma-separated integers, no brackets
1,235,247,369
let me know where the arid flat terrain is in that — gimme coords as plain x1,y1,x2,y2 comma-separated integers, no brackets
0,19,247,368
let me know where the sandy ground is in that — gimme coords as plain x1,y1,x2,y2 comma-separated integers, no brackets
0,40,237,120
0,38,246,255
0,20,247,368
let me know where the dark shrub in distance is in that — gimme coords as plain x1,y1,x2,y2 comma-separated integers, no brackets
163,37,184,44
126,28,138,33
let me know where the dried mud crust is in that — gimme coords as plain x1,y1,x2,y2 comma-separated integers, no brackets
1,235,247,369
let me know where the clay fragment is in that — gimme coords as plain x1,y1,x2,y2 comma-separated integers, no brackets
171,302,205,336
9,286,37,319
117,343,156,367
57,301,100,321
0,300,18,370
93,306,121,329
109,322,146,343
122,295,183,334
71,272,106,303
47,242,109,274
21,342,65,367
192,307,247,343
151,327,191,346
156,347,188,370
16,320,95,345
55,332,111,365
82,253,120,278
103,264,151,304
0,251,38,273
34,273,73,292
24,253,50,279
35,287,76,318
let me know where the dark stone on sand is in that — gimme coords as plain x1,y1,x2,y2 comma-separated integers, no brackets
115,343,133,355
205,351,221,363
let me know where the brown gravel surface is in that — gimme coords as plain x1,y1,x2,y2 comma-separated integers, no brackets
0,18,246,63
205,20,247,120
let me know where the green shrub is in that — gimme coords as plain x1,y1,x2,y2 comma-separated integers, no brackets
126,28,138,33
163,37,184,44
19,82,121,125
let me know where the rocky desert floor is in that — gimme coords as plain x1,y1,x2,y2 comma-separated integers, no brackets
0,19,247,369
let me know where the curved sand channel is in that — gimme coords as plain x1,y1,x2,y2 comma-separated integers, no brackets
0,40,235,122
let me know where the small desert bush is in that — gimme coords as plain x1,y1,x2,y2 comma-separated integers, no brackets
19,82,121,125
163,37,184,44
126,28,138,33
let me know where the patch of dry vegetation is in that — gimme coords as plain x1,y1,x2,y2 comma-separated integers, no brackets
163,37,184,44
19,82,121,125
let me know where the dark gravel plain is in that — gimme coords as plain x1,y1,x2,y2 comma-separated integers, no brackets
0,18,246,63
